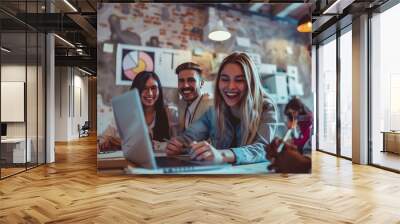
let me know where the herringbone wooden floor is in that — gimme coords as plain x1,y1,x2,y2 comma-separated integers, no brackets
1,135,399,223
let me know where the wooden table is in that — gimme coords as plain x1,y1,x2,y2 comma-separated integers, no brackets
97,150,271,174
381,131,400,154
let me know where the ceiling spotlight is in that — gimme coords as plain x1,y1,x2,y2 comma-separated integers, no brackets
322,0,355,15
63,0,78,12
54,34,75,48
1,47,11,53
78,67,93,76
297,15,312,33
208,20,231,42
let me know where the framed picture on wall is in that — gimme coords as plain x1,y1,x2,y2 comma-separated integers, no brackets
1,81,25,122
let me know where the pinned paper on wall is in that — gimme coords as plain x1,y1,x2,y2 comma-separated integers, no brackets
103,43,114,53
157,49,192,87
1,81,25,122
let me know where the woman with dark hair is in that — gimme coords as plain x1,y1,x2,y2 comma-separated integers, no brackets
98,71,176,151
284,97,313,153
130,71,170,141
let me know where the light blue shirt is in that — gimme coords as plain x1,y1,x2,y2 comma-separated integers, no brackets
181,99,277,165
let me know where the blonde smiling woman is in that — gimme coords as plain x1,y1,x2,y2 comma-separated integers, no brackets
166,52,278,165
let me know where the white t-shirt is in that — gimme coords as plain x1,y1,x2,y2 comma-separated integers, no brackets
148,114,156,139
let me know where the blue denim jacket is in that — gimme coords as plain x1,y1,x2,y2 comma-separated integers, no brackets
181,99,277,165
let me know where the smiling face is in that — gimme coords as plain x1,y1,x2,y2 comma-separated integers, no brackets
140,77,159,108
177,69,202,103
218,63,248,107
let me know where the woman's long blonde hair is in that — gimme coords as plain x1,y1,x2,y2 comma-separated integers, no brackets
214,52,269,145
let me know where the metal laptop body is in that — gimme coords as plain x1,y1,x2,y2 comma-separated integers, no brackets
111,89,229,173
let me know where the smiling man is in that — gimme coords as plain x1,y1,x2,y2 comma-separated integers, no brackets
175,62,213,133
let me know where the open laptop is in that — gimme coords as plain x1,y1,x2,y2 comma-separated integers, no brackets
111,89,229,174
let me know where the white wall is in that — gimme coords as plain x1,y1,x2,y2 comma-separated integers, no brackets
54,67,89,141
55,67,69,141
72,73,89,138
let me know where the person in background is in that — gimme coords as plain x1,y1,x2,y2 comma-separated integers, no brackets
265,138,311,173
166,52,277,165
284,97,313,154
98,71,176,151
175,62,213,133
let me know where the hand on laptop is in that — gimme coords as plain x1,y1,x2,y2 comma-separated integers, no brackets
166,137,185,155
190,141,224,164
153,140,168,152
98,135,121,151
98,124,121,151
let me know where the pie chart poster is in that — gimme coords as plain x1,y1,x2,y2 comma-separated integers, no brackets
120,49,155,82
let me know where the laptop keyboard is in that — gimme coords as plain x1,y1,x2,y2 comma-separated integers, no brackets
155,157,195,167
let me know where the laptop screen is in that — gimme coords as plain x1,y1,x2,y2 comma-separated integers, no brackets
111,89,157,169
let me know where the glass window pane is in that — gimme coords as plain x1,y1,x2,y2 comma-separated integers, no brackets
371,4,400,171
1,31,27,177
340,29,352,158
38,33,45,165
27,31,38,169
1,1,46,179
318,37,337,154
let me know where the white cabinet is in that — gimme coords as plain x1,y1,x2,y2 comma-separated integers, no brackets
1,138,32,163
